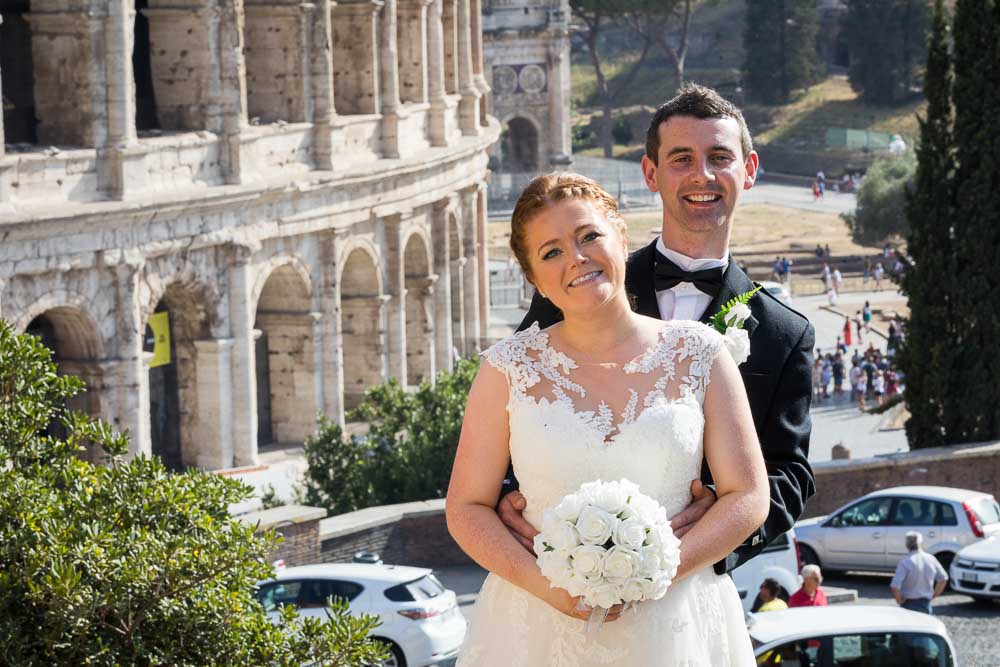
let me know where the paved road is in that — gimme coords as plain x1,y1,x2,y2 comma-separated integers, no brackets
437,565,1000,666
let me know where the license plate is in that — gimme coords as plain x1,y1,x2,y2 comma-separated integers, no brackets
962,573,979,584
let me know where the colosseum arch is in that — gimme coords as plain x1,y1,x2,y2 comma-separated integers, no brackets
403,231,435,386
145,281,215,472
339,245,386,410
16,297,105,457
448,210,466,356
243,0,311,124
501,115,540,173
253,261,317,448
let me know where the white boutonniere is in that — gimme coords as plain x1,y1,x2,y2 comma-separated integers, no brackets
709,286,761,365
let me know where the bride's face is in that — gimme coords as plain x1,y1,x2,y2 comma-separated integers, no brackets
523,198,629,316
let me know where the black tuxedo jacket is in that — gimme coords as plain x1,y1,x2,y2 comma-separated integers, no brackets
508,239,816,574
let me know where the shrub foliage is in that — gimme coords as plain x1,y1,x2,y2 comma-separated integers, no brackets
0,320,386,666
841,154,916,246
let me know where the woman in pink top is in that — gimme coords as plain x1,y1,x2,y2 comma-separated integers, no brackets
789,564,828,607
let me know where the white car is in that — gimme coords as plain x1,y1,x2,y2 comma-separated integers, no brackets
256,563,466,667
795,485,1000,574
950,536,1000,602
758,280,792,306
750,605,957,666
730,529,802,614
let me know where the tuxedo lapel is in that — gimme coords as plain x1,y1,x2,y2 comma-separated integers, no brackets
699,261,760,338
626,240,662,319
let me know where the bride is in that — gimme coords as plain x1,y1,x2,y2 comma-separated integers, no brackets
445,173,769,665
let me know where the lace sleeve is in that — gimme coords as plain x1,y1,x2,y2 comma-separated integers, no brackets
479,322,547,397
679,323,725,403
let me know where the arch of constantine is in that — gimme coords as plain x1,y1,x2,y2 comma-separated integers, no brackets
0,0,499,471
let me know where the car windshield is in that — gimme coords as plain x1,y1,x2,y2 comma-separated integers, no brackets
756,632,954,667
973,497,1000,525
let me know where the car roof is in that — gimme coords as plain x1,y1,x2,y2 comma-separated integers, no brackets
863,485,992,502
264,563,431,585
748,606,948,645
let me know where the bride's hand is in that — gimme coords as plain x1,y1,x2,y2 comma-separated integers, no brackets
540,585,626,623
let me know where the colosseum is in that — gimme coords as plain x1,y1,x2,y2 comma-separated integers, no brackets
0,0,499,472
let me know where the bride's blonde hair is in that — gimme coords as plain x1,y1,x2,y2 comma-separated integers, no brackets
509,172,626,282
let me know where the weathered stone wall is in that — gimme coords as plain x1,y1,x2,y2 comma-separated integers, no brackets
0,0,499,472
804,441,1000,518
239,504,328,567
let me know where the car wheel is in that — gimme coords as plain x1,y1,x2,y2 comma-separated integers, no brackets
935,552,954,572
373,639,406,667
799,544,821,569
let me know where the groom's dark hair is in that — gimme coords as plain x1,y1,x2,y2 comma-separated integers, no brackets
645,83,753,164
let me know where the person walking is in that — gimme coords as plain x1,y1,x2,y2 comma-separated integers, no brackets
821,262,831,291
890,532,949,614
862,301,872,331
854,310,864,344
832,265,843,295
849,360,865,409
781,256,792,285
832,353,845,396
812,357,824,402
843,316,852,347
873,262,885,291
863,260,871,286
872,370,886,407
820,355,832,400
789,565,828,608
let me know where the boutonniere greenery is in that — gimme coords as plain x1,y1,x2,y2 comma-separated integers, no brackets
709,286,761,365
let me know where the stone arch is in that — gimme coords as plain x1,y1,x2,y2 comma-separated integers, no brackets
145,280,214,472
17,298,104,457
251,255,315,315
402,230,435,385
339,245,386,410
501,115,540,173
0,0,38,144
448,210,466,357
253,262,317,447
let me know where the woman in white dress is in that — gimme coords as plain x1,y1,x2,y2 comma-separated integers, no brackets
445,173,769,665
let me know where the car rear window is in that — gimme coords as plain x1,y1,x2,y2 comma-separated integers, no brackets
383,574,445,602
973,497,1000,525
761,532,790,553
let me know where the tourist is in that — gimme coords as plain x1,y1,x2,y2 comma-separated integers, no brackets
757,579,789,612
812,357,824,401
843,316,852,347
832,265,843,295
873,262,885,291
820,356,832,400
890,532,948,615
849,360,865,407
862,301,872,331
832,353,845,396
872,369,886,407
854,310,864,344
789,565,828,608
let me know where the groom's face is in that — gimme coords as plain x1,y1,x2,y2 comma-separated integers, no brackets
641,116,758,253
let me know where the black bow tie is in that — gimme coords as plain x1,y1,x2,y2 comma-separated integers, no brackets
654,251,726,296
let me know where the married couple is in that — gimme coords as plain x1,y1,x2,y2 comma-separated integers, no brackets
445,84,816,664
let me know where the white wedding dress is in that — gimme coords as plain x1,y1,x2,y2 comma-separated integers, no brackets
457,320,755,667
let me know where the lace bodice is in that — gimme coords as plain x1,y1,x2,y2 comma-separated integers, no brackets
483,320,725,530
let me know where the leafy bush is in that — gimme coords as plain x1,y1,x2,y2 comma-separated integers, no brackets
611,115,634,145
303,358,479,515
841,154,916,245
0,320,387,666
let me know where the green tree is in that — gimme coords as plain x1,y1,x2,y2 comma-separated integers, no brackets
743,0,822,104
841,154,916,245
303,358,479,515
843,0,929,106
899,0,955,449
0,320,387,666
949,0,1000,442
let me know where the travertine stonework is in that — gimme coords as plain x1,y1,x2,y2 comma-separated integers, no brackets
482,0,571,172
0,0,498,471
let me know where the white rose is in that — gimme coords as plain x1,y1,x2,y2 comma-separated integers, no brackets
537,551,572,588
548,519,581,551
566,571,591,597
541,509,561,535
628,495,662,525
612,517,648,550
586,583,622,610
570,544,606,577
649,572,672,600
723,326,751,365
593,484,629,514
602,546,641,583
553,493,586,521
621,577,653,602
577,480,604,498
724,302,752,328
575,506,616,545
638,545,662,578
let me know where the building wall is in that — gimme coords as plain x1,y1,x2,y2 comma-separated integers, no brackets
0,0,499,470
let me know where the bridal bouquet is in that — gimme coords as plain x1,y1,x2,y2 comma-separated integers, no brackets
533,479,681,631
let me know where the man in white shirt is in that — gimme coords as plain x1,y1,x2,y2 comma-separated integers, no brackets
891,531,949,614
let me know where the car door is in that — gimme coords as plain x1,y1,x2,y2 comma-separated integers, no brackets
823,497,894,570
885,497,948,568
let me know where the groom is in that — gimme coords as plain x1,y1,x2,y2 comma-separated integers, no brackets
498,84,816,575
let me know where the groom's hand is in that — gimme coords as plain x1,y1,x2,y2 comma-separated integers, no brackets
669,480,718,538
497,490,539,553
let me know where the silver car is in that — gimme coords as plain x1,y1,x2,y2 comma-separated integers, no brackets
795,485,1000,574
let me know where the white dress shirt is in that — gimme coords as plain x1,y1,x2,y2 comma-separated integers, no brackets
654,236,729,321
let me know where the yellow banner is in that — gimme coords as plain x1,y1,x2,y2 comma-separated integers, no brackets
148,312,171,368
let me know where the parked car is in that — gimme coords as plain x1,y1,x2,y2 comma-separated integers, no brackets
758,280,793,306
950,535,1000,602
256,563,466,667
795,486,1000,574
731,529,802,614
750,605,957,666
